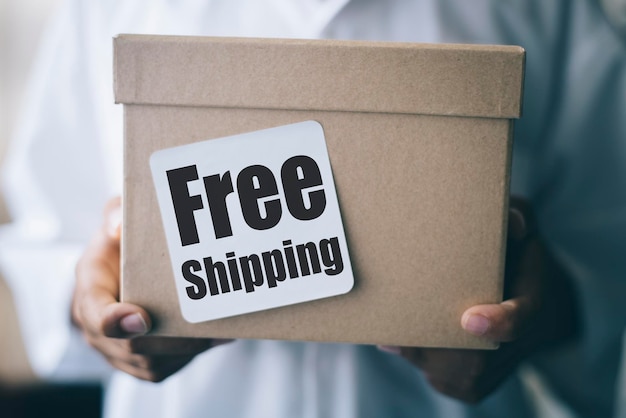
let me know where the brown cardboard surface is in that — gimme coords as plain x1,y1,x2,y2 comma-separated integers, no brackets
115,35,524,349
114,35,524,118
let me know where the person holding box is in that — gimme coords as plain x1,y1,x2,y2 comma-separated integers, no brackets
1,0,625,417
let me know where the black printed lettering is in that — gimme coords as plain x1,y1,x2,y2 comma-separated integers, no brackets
281,155,326,221
237,165,282,231
262,249,287,288
202,257,222,296
240,254,264,293
296,242,322,276
319,237,344,276
167,165,204,246
179,236,346,300
203,171,235,239
182,260,207,300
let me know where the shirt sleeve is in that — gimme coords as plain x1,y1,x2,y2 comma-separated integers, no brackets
0,0,113,381
507,2,626,416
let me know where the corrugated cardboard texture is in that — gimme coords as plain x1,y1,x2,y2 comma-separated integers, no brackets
116,35,524,349
114,35,524,118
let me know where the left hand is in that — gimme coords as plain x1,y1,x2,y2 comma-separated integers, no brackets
379,197,579,403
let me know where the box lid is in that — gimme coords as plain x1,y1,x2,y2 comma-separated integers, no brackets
114,35,524,119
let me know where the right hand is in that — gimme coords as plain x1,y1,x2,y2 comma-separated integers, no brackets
72,197,231,382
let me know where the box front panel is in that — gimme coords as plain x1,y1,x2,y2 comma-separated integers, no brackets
123,105,510,348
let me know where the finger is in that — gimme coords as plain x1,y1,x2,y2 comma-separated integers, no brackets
75,197,151,338
122,352,194,373
211,338,234,348
87,334,193,376
397,347,486,379
461,297,535,342
129,337,232,355
86,335,134,360
107,355,194,383
101,303,151,338
426,375,488,404
507,205,527,241
401,347,521,403
105,197,122,241
377,345,402,356
76,258,151,338
508,196,534,240
431,339,536,403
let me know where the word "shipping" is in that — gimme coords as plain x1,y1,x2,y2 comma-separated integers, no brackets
182,237,344,299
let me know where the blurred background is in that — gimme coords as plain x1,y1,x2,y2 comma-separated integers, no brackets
1,1,102,416
0,0,61,383
0,0,61,219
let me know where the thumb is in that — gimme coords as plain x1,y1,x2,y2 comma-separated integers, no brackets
100,302,152,338
75,195,151,338
95,196,151,338
461,297,535,342
75,267,152,338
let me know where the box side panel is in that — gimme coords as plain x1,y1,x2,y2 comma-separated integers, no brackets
122,105,511,349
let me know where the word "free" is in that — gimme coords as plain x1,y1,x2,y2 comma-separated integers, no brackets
166,155,327,246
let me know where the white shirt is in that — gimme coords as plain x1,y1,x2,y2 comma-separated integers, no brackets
1,0,625,417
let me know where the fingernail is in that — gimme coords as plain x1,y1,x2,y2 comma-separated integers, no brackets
120,313,148,335
462,314,491,336
107,206,122,239
377,345,402,355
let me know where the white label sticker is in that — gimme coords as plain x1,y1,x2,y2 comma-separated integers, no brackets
150,121,355,323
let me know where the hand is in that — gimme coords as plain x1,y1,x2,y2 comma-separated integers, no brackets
380,197,579,403
72,197,231,382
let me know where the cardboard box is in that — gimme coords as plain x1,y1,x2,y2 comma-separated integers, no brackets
114,35,524,349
